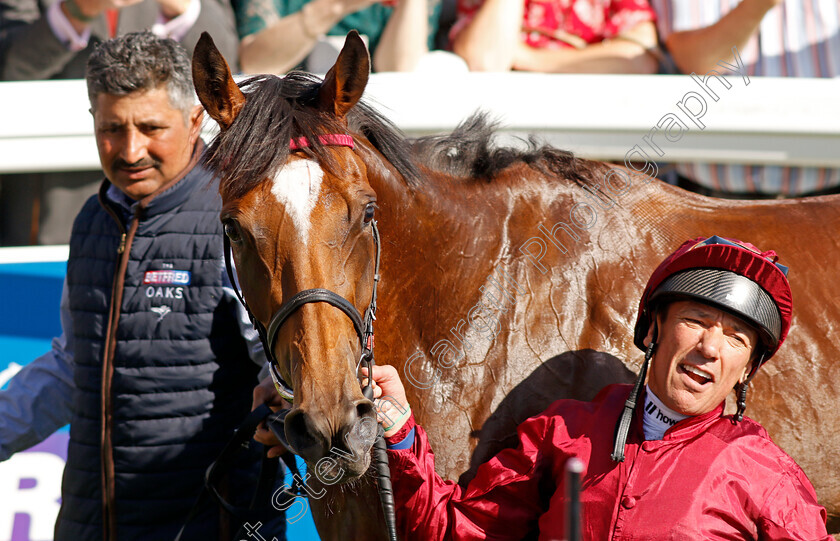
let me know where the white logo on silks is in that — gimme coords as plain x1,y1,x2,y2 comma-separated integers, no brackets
643,387,689,441
151,305,172,321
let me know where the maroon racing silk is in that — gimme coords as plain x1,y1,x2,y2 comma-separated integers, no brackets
386,384,830,540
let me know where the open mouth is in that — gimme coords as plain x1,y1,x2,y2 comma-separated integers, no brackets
679,363,713,385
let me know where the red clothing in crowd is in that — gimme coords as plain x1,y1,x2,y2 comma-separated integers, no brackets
450,0,656,50
386,384,830,540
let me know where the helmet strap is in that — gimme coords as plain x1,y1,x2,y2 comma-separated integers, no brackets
734,350,765,422
612,321,658,462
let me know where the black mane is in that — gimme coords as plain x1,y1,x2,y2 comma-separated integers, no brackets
205,73,603,200
411,112,606,188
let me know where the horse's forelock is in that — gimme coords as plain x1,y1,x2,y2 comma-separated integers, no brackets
204,72,422,202
206,74,318,201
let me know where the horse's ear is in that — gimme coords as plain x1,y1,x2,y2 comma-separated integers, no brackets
192,32,246,131
318,30,370,119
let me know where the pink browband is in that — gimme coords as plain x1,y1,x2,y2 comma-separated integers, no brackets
289,134,355,150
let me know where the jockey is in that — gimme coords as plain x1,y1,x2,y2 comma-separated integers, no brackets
369,235,831,540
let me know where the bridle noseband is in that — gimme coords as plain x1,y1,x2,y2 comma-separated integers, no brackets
223,133,380,403
253,221,380,402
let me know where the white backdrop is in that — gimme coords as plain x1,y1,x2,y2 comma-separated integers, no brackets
1,72,839,541
2,73,840,174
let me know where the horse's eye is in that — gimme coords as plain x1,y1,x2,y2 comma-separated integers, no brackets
223,220,242,243
363,203,377,224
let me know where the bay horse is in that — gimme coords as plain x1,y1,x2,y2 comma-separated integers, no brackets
192,31,840,539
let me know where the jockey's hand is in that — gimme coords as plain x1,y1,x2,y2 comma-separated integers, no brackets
252,375,292,458
362,365,411,437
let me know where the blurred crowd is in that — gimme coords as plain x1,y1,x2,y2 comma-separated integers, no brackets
1,0,839,245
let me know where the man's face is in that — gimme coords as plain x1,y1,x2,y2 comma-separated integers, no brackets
93,85,202,200
645,300,758,416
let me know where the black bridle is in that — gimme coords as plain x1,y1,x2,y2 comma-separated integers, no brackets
221,134,397,541
223,220,380,403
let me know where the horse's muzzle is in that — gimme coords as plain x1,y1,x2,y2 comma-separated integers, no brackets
284,398,377,480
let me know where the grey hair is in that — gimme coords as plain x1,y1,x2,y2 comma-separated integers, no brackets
85,31,195,117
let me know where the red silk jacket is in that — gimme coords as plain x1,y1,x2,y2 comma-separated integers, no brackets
386,384,830,540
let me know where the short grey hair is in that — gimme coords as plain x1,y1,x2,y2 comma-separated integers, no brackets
86,31,195,117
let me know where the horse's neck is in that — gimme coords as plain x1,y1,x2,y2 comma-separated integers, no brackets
372,161,656,287
367,159,701,359
368,161,649,348
372,165,546,292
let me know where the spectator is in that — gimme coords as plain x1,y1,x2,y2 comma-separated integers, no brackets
0,0,239,246
235,0,442,74
0,0,239,80
651,0,840,197
363,236,831,540
450,0,660,73
0,32,284,540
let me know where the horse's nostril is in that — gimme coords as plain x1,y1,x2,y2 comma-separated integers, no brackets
346,400,379,448
356,399,375,420
284,409,329,461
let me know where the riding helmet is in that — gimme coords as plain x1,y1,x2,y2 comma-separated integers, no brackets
633,235,792,361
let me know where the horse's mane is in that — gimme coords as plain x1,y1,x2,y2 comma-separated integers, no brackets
205,73,604,200
411,112,607,189
205,72,423,201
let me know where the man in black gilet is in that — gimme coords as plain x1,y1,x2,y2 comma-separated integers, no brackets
0,32,286,541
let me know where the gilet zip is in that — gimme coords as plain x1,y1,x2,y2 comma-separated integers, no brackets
99,194,140,541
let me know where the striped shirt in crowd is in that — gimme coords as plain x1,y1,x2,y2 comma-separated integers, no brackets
652,0,840,196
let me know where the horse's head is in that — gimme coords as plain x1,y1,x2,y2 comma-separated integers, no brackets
193,32,386,479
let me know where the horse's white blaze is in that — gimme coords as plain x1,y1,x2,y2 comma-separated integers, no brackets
270,159,324,243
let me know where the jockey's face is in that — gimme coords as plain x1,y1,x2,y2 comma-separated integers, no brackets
644,300,758,417
93,85,202,200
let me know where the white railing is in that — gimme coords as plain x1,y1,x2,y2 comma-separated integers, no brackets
2,73,840,174
0,244,69,262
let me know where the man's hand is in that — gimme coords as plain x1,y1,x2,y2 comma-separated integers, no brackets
363,365,411,438
252,375,292,458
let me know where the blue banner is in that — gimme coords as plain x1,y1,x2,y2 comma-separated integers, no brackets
0,250,319,541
